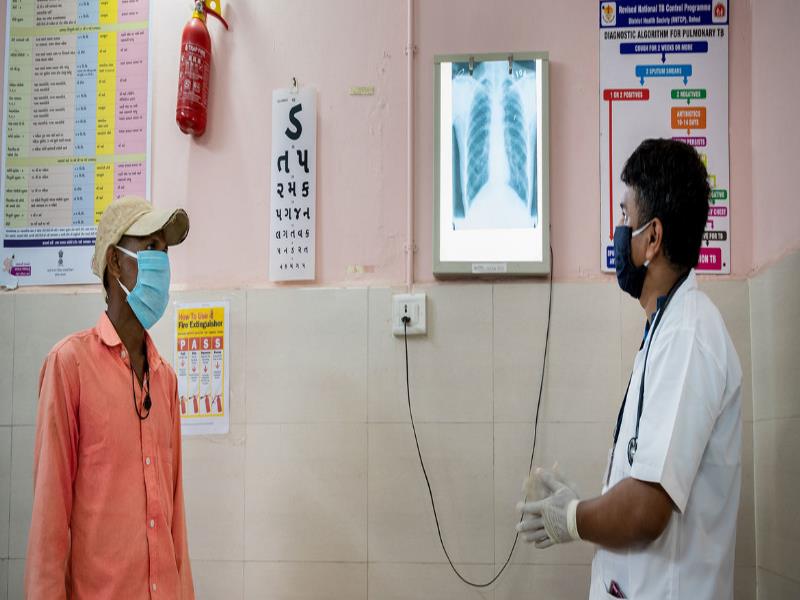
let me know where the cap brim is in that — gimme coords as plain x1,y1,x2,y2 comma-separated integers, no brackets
124,208,190,246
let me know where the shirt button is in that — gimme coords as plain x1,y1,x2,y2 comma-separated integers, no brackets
145,457,151,465
149,519,155,528
152,583,157,592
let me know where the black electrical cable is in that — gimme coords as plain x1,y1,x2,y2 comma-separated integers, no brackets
402,244,554,588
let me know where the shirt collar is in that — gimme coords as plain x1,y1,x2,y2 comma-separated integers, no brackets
649,269,696,322
96,312,163,372
650,294,668,323
641,269,696,345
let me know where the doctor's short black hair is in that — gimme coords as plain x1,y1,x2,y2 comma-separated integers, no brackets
621,138,711,270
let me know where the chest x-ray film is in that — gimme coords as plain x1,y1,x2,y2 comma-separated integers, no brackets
434,53,550,276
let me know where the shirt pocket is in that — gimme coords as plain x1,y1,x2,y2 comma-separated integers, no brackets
159,445,174,488
591,567,629,599
77,387,110,461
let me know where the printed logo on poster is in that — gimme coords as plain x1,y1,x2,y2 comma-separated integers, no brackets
712,1,728,23
600,2,617,26
2,254,31,277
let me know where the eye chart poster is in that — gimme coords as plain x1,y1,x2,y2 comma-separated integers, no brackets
600,0,730,274
269,86,316,281
1,0,152,286
175,301,230,436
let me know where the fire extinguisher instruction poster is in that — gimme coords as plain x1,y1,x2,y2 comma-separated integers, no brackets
269,86,316,281
600,0,730,274
1,0,152,286
175,301,230,437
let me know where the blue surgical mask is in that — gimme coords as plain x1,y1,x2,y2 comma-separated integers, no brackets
116,246,171,329
614,220,653,299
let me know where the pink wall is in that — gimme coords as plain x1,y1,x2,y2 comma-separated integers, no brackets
751,0,800,271
415,0,754,281
0,1,764,286
161,0,756,285
151,0,408,288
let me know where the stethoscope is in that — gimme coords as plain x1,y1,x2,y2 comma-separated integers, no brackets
608,271,690,484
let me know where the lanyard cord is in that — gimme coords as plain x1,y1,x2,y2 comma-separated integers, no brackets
130,355,152,420
610,270,691,474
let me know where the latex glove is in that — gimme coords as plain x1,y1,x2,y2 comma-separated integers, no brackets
516,467,581,548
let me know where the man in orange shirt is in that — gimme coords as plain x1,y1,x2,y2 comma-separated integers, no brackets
25,196,195,599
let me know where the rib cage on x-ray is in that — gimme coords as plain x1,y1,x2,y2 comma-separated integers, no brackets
503,80,529,205
466,84,491,204
451,60,538,231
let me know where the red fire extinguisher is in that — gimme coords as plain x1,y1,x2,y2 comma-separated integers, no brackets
176,0,228,137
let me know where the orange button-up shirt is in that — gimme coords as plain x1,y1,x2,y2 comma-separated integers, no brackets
25,313,194,599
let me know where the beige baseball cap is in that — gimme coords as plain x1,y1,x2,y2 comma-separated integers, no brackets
91,196,190,279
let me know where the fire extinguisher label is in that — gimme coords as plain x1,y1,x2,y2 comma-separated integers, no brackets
178,42,210,108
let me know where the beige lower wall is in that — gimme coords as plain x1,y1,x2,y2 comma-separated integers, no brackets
0,278,756,599
751,250,800,599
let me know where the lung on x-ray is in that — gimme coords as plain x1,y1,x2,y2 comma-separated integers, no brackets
451,60,538,231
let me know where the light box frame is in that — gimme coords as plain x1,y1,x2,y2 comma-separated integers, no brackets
433,52,550,277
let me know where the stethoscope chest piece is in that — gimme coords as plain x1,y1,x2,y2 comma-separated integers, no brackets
627,436,638,466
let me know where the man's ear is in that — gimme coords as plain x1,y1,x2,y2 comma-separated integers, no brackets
105,245,120,280
645,218,664,263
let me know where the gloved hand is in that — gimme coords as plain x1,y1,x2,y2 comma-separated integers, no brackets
516,467,581,548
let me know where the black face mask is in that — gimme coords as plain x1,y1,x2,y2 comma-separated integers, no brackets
614,222,652,299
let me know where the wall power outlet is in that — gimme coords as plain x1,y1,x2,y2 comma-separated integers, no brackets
392,293,427,336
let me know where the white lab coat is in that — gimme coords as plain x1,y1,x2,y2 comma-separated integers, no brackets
590,271,742,599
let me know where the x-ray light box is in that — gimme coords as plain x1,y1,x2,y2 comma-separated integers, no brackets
434,53,550,276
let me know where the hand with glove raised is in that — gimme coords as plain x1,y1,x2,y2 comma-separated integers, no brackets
516,467,582,548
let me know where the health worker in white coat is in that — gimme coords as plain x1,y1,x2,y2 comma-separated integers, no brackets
518,139,742,599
